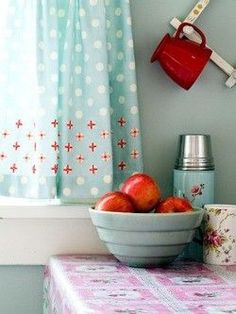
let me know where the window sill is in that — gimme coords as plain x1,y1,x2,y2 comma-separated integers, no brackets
0,204,107,265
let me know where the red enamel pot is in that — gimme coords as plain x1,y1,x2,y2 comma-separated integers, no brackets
151,23,212,90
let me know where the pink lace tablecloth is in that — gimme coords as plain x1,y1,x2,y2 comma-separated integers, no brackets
43,255,236,314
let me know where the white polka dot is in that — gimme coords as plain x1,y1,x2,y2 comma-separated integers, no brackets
76,177,85,185
130,106,138,114
97,85,106,94
103,175,112,184
90,187,99,196
75,110,83,119
50,51,58,60
116,74,124,82
76,22,80,30
99,107,108,116
90,0,97,5
9,186,16,195
108,64,113,72
117,52,124,60
119,96,125,104
84,54,89,62
106,20,111,29
58,9,65,17
107,42,112,50
39,177,46,185
127,17,132,25
63,188,71,196
86,76,92,84
50,29,57,38
130,83,137,92
87,98,94,106
81,31,87,39
49,7,56,15
129,62,135,70
116,30,123,38
75,43,82,52
94,40,102,49
38,41,45,50
0,175,4,183
79,8,86,16
60,64,66,72
38,63,45,72
105,0,110,5
115,8,122,16
64,42,68,50
91,19,100,27
96,63,104,71
75,65,82,74
75,88,82,97
128,39,133,47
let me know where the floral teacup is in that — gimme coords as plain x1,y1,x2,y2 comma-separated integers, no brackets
203,204,236,265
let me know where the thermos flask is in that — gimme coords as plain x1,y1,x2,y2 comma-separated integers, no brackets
173,134,215,261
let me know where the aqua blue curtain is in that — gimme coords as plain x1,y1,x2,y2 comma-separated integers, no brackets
0,0,143,203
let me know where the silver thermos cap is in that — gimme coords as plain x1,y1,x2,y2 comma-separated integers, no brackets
175,134,215,171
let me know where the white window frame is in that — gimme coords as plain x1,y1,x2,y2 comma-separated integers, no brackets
0,204,108,265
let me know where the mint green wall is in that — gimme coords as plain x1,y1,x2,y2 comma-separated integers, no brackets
0,1,236,314
131,0,236,203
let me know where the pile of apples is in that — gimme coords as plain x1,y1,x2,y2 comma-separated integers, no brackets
95,173,193,213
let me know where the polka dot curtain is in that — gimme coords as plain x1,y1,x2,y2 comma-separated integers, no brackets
0,0,143,203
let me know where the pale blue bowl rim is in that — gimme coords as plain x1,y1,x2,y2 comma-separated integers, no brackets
89,207,204,217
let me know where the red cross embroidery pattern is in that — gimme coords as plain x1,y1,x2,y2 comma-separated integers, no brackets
51,164,58,174
130,128,139,138
100,130,109,139
32,165,37,174
16,119,23,128
76,154,85,163
10,163,17,173
23,155,31,162
26,132,33,140
87,120,96,130
51,119,59,128
89,142,97,152
130,149,139,159
117,139,127,149
76,133,84,141
89,164,98,174
2,130,10,138
117,117,126,127
64,143,73,152
0,153,7,160
66,120,73,129
63,165,72,174
39,154,46,162
118,161,126,170
39,132,46,139
101,152,111,161
51,141,59,151
13,142,20,150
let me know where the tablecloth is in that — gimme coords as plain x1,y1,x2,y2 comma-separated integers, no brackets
43,255,236,314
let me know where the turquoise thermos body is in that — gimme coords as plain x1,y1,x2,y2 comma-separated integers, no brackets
173,134,215,261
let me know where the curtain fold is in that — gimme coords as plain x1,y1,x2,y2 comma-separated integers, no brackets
0,0,143,203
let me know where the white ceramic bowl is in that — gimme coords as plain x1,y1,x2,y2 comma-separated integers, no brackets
89,208,204,267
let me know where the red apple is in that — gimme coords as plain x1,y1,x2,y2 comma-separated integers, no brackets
95,191,135,212
156,196,192,213
121,173,161,213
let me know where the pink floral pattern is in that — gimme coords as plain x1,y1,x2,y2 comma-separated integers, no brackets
43,255,236,314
